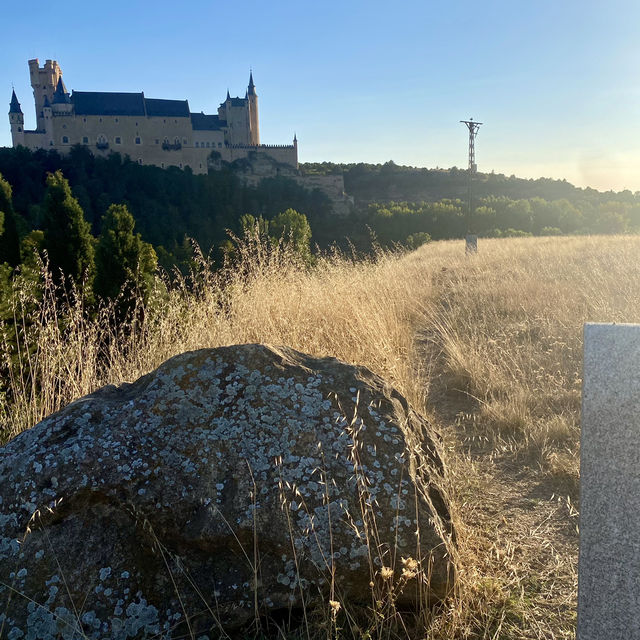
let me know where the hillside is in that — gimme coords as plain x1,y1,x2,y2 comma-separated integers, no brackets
3,233,638,637
301,160,636,204
1,148,639,276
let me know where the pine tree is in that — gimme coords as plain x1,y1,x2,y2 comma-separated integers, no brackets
42,170,95,290
95,204,157,307
0,173,21,267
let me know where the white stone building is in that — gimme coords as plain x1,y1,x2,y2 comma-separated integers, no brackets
8,59,298,175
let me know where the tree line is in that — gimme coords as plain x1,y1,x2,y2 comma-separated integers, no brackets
3,147,640,283
363,195,639,247
0,146,332,271
301,160,640,207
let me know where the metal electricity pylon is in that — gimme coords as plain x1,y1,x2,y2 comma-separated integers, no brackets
460,118,483,252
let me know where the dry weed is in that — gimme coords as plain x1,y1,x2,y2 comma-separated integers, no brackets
4,233,640,637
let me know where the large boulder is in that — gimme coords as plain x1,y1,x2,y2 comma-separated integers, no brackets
0,344,455,639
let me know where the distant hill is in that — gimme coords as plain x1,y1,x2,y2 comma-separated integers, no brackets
300,160,638,205
1,147,638,271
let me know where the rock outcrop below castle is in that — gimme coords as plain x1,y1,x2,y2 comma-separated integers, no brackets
0,344,455,637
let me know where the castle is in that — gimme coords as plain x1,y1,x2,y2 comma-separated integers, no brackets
8,59,298,175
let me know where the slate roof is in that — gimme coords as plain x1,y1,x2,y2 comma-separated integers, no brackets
229,97,247,108
191,112,226,131
72,91,146,116
52,77,70,104
145,98,190,117
9,90,22,113
70,91,192,117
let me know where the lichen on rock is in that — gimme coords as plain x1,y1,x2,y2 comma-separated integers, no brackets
0,344,455,638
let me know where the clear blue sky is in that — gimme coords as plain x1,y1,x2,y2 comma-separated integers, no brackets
2,0,639,192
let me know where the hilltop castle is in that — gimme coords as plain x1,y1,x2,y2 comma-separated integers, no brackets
8,58,298,174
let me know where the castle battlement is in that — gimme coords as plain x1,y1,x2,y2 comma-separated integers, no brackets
226,143,296,150
8,59,298,175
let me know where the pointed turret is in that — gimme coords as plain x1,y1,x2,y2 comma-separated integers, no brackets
52,76,70,104
246,71,259,145
247,70,256,97
226,89,231,101
9,89,22,114
9,89,24,147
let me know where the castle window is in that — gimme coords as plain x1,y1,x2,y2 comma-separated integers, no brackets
115,137,121,144
62,124,67,129
135,137,141,144
135,122,138,126
83,118,86,123
82,136,88,144
179,163,183,168
183,138,187,145
199,164,202,169
115,118,119,123
206,142,210,148
138,159,143,165
155,139,159,144
99,118,102,123
195,142,199,148
18,127,22,132
161,163,165,168
218,142,222,148
62,136,69,144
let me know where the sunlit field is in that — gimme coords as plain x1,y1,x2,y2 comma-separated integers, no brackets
4,234,640,638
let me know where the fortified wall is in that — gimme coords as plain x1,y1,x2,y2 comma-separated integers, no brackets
226,152,353,216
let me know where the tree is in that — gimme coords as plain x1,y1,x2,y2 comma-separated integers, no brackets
94,204,157,306
405,232,431,250
240,214,269,239
0,173,21,267
42,170,95,291
269,208,312,262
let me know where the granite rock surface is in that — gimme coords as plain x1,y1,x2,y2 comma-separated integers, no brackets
0,344,455,639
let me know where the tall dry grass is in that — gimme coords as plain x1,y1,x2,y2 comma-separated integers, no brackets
1,233,437,440
4,233,640,637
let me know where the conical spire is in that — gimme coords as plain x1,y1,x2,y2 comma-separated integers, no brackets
52,76,70,104
226,89,230,101
9,89,22,114
247,70,256,96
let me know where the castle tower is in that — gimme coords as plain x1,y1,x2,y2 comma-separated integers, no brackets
29,58,63,131
247,71,260,145
8,90,24,146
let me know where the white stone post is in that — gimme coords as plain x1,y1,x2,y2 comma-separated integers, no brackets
579,323,640,639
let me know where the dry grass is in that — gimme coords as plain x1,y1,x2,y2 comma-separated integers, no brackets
4,233,640,637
